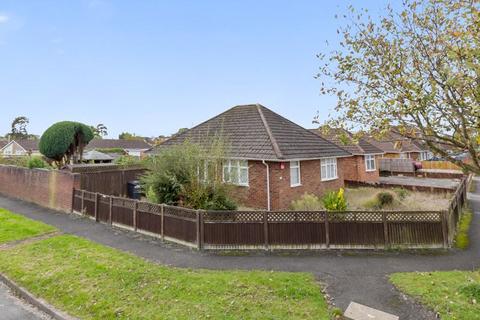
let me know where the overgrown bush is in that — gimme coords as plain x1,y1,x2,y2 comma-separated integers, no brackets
0,156,29,167
290,193,323,211
141,139,237,210
27,156,48,169
322,188,347,211
377,192,394,207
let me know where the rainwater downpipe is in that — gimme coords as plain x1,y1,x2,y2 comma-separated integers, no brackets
262,160,271,211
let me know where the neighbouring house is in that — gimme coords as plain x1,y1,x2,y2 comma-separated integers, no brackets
0,139,40,157
86,139,152,158
82,150,115,164
149,104,351,210
366,130,432,161
310,127,384,183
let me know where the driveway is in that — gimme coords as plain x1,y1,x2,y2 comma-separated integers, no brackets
0,176,478,319
379,175,461,190
0,282,50,320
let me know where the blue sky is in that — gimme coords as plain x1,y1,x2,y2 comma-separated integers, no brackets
0,0,390,138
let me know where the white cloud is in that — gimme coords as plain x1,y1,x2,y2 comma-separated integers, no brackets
0,14,9,24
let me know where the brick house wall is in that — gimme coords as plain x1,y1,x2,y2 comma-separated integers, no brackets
341,155,380,183
230,159,346,210
0,165,80,212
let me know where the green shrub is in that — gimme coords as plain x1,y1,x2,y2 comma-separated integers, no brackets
39,121,94,165
114,155,142,167
141,139,237,210
290,193,323,211
27,157,48,169
393,187,409,200
322,188,347,211
377,192,394,207
460,283,480,300
0,156,29,167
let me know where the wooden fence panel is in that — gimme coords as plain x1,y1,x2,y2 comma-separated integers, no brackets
421,161,461,170
136,202,162,235
98,195,110,222
204,223,264,245
163,205,197,243
111,198,135,227
329,222,384,246
388,222,443,245
268,222,326,245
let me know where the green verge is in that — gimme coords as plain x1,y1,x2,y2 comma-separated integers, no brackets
0,235,330,319
390,271,480,319
0,208,56,244
455,208,473,249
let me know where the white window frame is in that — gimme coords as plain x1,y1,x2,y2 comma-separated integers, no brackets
365,154,376,172
320,157,338,181
419,151,429,161
290,161,301,187
222,160,249,186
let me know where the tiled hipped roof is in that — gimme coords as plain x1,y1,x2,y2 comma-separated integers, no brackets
310,128,383,155
152,104,351,161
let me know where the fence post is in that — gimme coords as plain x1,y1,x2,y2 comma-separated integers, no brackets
263,212,269,251
196,210,204,250
160,204,165,241
108,196,113,226
133,200,138,231
325,212,330,249
94,192,99,222
81,190,85,215
442,210,449,248
382,212,389,248
71,189,75,213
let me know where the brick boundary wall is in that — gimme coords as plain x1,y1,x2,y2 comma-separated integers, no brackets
0,165,80,212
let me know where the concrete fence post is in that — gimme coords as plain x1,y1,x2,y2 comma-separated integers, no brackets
442,210,449,248
94,193,99,222
382,212,389,248
108,196,113,225
196,210,204,250
133,200,138,231
81,190,85,215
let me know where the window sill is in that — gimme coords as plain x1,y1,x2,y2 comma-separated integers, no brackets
290,183,302,188
365,169,376,172
321,177,338,182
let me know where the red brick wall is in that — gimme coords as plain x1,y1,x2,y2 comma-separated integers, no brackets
339,155,380,183
0,165,79,212
230,159,346,210
229,160,268,210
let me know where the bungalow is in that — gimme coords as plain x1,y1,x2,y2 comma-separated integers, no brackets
310,127,383,183
150,104,351,210
366,131,432,161
86,139,151,158
0,139,40,157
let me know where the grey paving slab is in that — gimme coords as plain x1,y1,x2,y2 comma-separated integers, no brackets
345,302,399,320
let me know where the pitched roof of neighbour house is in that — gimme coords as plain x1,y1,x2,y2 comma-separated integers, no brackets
16,139,39,151
0,139,39,152
82,150,115,161
365,133,427,154
86,139,151,151
309,127,383,155
150,104,351,161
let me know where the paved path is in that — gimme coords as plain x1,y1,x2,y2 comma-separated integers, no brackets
0,282,50,320
379,176,461,189
0,177,478,320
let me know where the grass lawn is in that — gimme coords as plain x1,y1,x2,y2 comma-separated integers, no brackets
0,235,331,319
0,208,56,244
390,271,480,319
345,187,451,210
